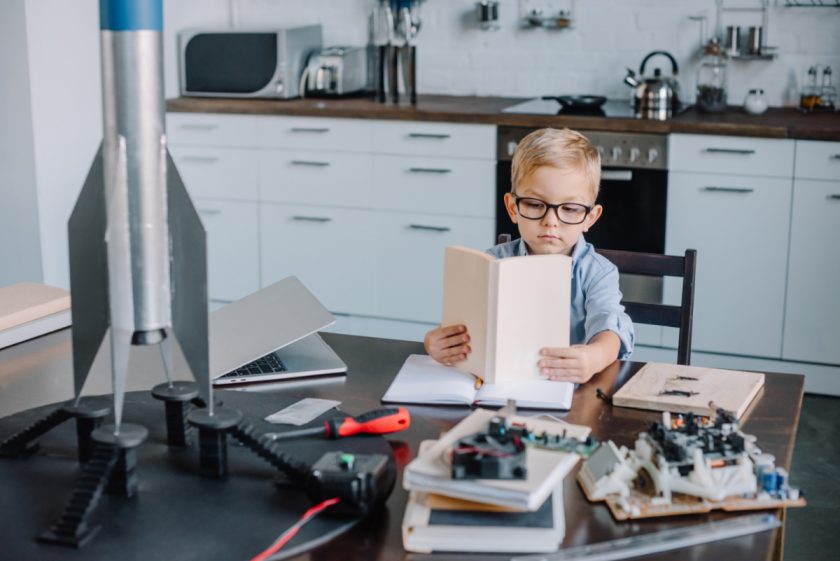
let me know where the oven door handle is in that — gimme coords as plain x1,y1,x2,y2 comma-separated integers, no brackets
601,170,634,182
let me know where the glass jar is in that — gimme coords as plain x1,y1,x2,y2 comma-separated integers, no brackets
696,38,728,113
800,66,821,111
744,89,768,115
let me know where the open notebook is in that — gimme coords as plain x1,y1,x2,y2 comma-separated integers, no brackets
382,354,574,410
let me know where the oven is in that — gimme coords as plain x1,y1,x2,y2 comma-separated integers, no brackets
496,126,669,304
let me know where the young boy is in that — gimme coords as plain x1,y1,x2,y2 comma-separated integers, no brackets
424,127,634,384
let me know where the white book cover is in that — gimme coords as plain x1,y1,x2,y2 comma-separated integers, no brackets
402,441,566,554
0,309,71,350
403,408,589,511
442,246,571,384
382,354,574,410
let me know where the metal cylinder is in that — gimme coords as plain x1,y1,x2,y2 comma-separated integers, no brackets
100,0,171,337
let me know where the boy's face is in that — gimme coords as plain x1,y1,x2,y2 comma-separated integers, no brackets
504,165,602,256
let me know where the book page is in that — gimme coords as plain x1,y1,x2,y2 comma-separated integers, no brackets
492,254,571,384
612,362,765,418
441,247,493,380
475,379,573,410
382,354,478,406
0,283,70,331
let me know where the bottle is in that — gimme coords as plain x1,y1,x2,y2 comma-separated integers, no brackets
744,89,768,115
696,38,728,113
800,66,820,111
820,66,836,110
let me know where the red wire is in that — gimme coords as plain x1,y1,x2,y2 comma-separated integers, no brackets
249,497,341,561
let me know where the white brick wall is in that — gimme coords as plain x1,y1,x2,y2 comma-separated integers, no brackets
190,0,840,108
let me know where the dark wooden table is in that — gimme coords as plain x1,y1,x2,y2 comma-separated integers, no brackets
0,330,804,561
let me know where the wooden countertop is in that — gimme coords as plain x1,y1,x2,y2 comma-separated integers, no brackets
166,94,840,141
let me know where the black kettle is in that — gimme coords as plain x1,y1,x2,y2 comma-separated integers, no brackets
624,51,681,120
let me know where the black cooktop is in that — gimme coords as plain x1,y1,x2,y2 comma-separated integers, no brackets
502,97,636,118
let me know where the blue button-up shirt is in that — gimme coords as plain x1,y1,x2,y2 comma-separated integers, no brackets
486,236,634,359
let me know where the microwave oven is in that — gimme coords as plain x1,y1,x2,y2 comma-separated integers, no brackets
178,26,322,99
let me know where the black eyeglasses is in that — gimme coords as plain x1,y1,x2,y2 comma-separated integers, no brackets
513,196,592,225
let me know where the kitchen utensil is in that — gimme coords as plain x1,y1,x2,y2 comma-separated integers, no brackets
623,50,681,120
747,26,763,55
304,46,368,97
725,26,740,57
696,37,728,113
744,89,768,115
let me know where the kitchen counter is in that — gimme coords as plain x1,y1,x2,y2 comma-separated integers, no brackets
166,94,840,141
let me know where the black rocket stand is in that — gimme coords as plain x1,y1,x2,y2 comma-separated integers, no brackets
151,381,199,447
0,397,111,463
187,405,243,478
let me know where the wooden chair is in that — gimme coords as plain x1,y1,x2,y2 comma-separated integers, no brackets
496,234,697,365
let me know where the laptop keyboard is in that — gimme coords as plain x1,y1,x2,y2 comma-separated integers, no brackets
219,353,287,379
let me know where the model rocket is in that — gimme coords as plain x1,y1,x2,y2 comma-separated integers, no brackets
68,0,212,432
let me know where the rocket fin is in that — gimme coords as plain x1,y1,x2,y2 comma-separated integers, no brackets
68,145,110,400
166,150,211,411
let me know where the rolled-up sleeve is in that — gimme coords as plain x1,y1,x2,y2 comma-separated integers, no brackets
583,263,635,359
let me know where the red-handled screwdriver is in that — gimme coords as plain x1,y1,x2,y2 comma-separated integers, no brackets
263,407,410,442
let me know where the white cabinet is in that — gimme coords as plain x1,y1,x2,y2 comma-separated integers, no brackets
783,140,840,365
665,134,795,359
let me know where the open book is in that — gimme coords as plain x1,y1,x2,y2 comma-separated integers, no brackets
402,442,565,554
612,362,765,419
403,408,590,511
0,283,71,350
442,246,571,384
382,354,574,410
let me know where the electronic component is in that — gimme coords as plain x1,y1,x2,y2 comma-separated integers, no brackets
307,451,395,515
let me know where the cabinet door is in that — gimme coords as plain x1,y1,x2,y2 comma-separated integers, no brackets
260,204,377,315
259,149,372,206
783,179,840,364
170,146,258,201
374,212,495,323
194,199,260,302
664,171,792,358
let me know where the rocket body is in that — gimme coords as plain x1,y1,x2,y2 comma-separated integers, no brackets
100,0,170,340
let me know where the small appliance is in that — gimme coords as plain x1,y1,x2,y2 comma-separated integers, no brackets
303,46,368,97
179,26,322,99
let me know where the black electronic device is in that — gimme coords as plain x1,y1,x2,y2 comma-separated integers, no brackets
307,451,395,515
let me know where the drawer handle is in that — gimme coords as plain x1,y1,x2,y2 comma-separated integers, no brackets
180,155,219,164
179,124,218,131
409,167,452,174
601,170,633,181
292,215,332,223
407,133,451,139
831,154,840,160
290,127,330,133
828,194,840,200
198,209,222,216
409,224,451,232
291,160,330,167
702,186,755,193
703,147,756,155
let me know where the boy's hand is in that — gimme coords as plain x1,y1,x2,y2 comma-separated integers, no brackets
538,345,597,384
424,325,471,365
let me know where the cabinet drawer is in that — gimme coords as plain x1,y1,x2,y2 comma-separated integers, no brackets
374,212,495,323
259,149,372,206
783,179,840,364
257,116,372,152
166,113,258,147
372,155,495,217
669,134,794,177
170,147,258,201
664,171,792,358
794,140,840,181
260,204,377,316
372,121,495,159
194,199,260,302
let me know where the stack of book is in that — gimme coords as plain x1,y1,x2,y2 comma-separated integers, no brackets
0,283,71,350
401,408,591,554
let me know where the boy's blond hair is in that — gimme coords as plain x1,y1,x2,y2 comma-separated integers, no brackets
511,128,601,201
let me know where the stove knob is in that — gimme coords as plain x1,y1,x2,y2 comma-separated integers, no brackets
647,147,660,164
611,146,623,162
596,145,606,159
629,147,641,163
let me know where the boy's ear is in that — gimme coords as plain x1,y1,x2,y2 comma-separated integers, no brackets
503,192,518,223
583,204,603,233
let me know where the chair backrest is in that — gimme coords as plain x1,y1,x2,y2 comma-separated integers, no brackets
495,234,697,365
596,248,697,365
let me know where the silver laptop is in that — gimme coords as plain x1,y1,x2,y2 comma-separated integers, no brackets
209,276,347,386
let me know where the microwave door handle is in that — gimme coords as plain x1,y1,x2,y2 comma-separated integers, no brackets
601,170,633,182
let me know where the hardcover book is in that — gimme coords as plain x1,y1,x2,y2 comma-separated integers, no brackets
0,283,71,350
442,246,572,384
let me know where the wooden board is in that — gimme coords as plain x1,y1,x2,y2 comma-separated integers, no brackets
611,362,765,419
577,472,806,521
